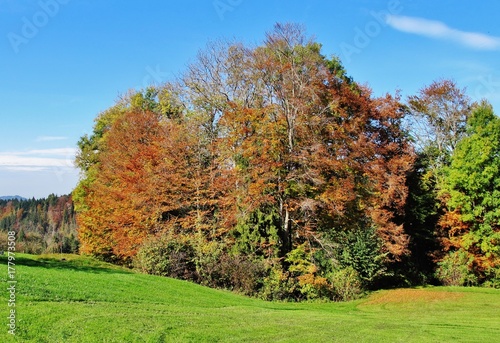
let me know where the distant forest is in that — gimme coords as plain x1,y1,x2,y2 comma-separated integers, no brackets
0,194,78,254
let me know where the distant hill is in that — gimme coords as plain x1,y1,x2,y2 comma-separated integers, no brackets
0,195,27,201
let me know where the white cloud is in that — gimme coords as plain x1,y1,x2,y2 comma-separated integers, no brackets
24,148,76,156
385,15,500,50
0,148,76,172
2,166,49,172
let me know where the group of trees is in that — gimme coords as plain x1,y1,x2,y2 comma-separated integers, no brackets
74,24,500,300
0,194,79,254
405,80,500,288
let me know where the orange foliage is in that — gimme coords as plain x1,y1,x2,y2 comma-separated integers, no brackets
78,30,415,266
78,110,201,259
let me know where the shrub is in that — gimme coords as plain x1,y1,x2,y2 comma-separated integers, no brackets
225,253,266,295
436,250,477,286
192,239,225,287
329,267,363,301
483,267,500,289
259,263,294,301
285,244,330,300
134,235,196,280
196,249,265,295
334,227,387,287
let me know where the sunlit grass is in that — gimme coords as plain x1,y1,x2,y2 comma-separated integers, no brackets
0,254,498,342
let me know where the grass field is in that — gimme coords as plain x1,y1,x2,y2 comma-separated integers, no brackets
1,254,499,342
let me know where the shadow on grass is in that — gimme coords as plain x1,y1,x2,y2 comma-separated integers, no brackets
0,255,132,275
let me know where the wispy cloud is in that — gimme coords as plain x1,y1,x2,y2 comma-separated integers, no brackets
36,136,68,142
385,15,500,50
0,148,77,172
24,148,76,156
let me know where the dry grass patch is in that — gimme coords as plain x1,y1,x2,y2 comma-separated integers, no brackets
363,288,464,306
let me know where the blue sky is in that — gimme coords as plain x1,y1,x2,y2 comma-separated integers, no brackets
1,0,499,199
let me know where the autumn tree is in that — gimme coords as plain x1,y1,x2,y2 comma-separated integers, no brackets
74,91,144,258
76,23,417,297
75,87,203,261
303,81,414,283
408,80,472,155
407,79,473,176
438,101,500,285
403,80,474,284
199,24,415,287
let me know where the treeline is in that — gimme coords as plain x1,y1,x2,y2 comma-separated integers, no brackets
0,194,79,254
74,24,500,300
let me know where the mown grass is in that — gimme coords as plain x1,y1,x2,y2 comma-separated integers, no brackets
0,254,499,342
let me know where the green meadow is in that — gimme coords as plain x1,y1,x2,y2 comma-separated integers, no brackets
1,254,499,342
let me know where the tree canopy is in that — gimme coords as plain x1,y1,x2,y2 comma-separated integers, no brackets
439,102,500,283
71,23,500,298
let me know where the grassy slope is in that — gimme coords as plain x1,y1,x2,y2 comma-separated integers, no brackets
0,254,499,343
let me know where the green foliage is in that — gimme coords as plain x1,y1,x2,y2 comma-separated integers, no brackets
436,250,477,286
440,101,500,282
444,102,500,225
259,262,295,301
191,238,225,286
136,235,266,296
332,227,386,286
285,244,329,300
329,267,363,301
130,87,160,112
483,266,500,289
134,234,196,280
193,238,266,295
75,101,127,173
232,206,281,258
402,151,442,285
200,252,266,295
